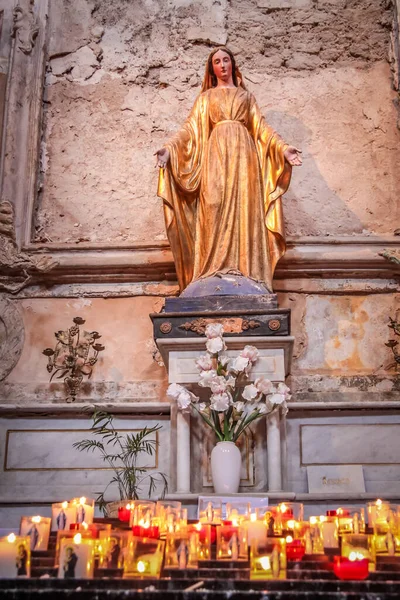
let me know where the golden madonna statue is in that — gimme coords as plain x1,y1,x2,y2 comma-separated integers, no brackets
156,48,302,294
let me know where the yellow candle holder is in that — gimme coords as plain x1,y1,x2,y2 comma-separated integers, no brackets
216,525,248,561
19,516,51,551
187,523,212,560
56,532,96,579
316,512,339,549
0,534,30,578
341,533,375,570
164,532,199,569
51,501,77,532
277,502,304,530
69,497,95,525
336,507,366,535
129,501,156,527
372,512,400,556
307,518,325,554
198,498,222,524
226,501,251,526
367,499,391,528
260,506,283,536
156,501,181,537
123,537,165,578
250,537,286,580
99,531,132,569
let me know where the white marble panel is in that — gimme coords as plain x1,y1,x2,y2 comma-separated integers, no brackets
0,416,170,503
169,349,285,384
301,424,400,465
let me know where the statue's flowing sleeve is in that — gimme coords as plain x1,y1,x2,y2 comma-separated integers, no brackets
248,95,292,276
157,93,209,291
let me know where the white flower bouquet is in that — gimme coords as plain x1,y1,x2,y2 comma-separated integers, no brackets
167,324,290,443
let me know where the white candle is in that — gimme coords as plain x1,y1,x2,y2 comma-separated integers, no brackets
57,533,95,579
70,497,95,525
245,514,267,545
52,501,77,532
0,534,30,578
20,516,51,551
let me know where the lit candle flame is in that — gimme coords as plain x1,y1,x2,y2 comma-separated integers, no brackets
280,503,287,513
61,501,68,509
286,535,293,543
349,551,365,561
7,533,16,543
137,560,146,573
73,533,82,544
81,522,88,530
32,516,42,523
287,520,295,529
250,513,257,523
376,499,382,506
79,497,86,505
309,517,317,525
126,503,131,510
194,522,202,531
259,556,271,570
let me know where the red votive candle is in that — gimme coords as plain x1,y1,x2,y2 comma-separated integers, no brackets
333,557,369,580
132,525,160,539
69,523,79,531
118,506,131,522
286,539,306,561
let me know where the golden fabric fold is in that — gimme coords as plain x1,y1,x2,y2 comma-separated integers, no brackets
157,87,292,292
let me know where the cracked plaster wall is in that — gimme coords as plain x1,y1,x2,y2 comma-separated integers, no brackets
33,0,400,243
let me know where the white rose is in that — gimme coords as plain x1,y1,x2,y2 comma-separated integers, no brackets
240,345,260,363
269,393,286,405
255,377,274,395
206,337,226,354
210,392,232,412
196,354,214,371
242,384,259,401
232,355,249,372
198,369,218,387
167,383,188,400
205,323,225,339
210,376,228,394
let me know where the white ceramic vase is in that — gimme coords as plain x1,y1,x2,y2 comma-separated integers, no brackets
210,441,241,494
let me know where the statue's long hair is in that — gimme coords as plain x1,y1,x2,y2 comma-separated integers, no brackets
200,47,247,93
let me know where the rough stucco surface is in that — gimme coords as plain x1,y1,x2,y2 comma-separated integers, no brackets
34,0,400,244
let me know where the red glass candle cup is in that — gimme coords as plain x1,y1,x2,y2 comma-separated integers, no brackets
333,556,369,580
132,525,160,539
118,506,132,523
286,538,306,561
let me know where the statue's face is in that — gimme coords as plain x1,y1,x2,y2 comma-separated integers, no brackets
212,50,233,84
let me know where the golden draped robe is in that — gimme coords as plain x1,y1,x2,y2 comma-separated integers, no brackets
157,86,292,292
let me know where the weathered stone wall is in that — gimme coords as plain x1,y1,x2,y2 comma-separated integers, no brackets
34,0,400,243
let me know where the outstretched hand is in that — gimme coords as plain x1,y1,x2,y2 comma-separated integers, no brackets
154,147,170,169
284,145,302,167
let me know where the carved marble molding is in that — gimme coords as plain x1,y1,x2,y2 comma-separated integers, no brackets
0,297,24,381
12,0,39,55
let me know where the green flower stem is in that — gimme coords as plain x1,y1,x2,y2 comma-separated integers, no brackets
191,403,224,442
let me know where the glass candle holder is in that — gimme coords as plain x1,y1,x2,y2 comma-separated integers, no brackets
19,516,51,551
187,523,212,560
56,532,96,579
226,501,251,526
307,517,325,555
333,556,369,580
320,511,339,549
51,501,77,532
341,533,374,567
91,523,112,559
123,537,165,579
245,513,268,545
156,501,181,537
260,506,282,536
216,525,248,561
367,499,391,528
250,537,286,580
277,502,304,533
0,534,30,578
372,511,399,556
336,507,366,535
129,501,156,527
70,497,95,525
198,498,222,524
99,531,132,569
164,532,199,569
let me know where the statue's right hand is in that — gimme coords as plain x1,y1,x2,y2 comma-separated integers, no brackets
154,148,170,169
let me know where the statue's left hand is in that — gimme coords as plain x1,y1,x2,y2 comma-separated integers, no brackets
284,146,302,167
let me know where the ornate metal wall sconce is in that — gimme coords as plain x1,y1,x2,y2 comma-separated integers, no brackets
385,317,400,371
43,317,105,402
